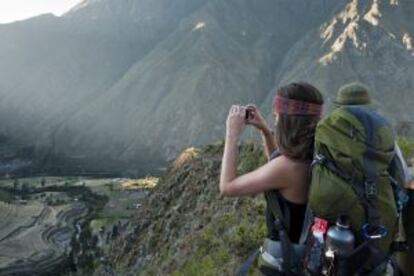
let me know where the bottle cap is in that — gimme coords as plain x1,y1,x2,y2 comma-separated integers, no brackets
312,217,329,234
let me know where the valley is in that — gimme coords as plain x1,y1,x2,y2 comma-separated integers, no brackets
0,176,156,275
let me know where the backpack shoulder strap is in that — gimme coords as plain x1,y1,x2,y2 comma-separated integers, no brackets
264,191,295,275
346,107,392,271
299,205,313,245
264,150,296,274
264,190,289,231
265,149,291,231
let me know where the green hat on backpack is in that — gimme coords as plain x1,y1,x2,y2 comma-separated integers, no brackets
334,82,372,106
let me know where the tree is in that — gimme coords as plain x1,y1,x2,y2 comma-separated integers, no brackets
111,225,119,240
41,178,46,187
91,235,99,249
21,183,29,199
13,178,19,193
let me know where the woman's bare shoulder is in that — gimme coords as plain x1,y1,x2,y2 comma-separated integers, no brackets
268,155,310,170
267,155,311,183
219,154,310,197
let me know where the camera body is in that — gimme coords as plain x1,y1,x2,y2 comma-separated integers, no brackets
245,108,254,121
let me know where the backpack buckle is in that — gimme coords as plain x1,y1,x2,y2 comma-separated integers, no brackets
311,153,326,167
362,224,388,240
397,189,409,211
273,218,285,231
364,180,377,199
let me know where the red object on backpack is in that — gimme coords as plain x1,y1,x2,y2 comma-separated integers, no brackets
312,218,329,234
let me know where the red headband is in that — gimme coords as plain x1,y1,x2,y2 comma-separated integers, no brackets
273,95,323,116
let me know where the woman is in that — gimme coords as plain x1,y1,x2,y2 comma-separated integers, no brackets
219,82,324,245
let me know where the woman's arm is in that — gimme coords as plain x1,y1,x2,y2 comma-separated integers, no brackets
219,126,240,193
260,127,277,160
219,105,290,197
245,104,277,160
220,155,291,197
220,105,244,192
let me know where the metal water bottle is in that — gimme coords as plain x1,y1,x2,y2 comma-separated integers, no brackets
326,216,355,257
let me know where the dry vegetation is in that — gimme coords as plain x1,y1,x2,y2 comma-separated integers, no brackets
120,177,159,190
96,142,268,275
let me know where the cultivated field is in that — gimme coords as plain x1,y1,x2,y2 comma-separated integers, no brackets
0,198,87,275
0,176,155,274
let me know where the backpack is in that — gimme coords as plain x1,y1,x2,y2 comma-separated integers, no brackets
307,106,409,274
243,106,410,276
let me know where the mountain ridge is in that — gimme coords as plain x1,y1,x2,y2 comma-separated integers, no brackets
0,0,413,176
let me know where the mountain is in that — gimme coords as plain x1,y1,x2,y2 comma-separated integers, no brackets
53,0,343,174
0,0,413,176
263,0,414,120
0,0,209,175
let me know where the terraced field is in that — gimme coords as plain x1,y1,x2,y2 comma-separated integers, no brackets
0,200,87,275
0,176,149,275
0,202,43,242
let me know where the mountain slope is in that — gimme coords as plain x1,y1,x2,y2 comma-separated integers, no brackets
94,143,268,275
50,0,345,174
0,0,209,175
264,0,414,120
1,0,413,176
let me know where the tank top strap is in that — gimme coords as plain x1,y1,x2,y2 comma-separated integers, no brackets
269,149,281,160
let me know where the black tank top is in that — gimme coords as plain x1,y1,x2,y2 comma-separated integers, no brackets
265,195,306,243
266,150,307,243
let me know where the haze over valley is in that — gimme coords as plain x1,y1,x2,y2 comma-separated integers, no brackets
1,0,413,176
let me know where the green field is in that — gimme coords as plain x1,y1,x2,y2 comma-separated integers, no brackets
0,175,156,273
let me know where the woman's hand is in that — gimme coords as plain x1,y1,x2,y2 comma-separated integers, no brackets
226,105,246,139
245,104,270,133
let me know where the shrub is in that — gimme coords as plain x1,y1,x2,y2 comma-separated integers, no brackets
0,190,12,203
173,249,231,276
228,217,267,257
397,136,414,163
237,143,267,174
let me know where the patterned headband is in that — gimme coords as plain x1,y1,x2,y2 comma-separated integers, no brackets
272,95,323,116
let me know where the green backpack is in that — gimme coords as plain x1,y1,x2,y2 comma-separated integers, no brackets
309,106,408,274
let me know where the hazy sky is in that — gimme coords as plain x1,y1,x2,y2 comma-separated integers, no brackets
0,0,83,24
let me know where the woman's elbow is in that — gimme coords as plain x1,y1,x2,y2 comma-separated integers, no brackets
219,182,236,197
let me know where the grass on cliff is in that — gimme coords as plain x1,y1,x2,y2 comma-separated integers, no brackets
168,142,268,275
174,200,267,276
397,136,414,165
108,141,270,276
